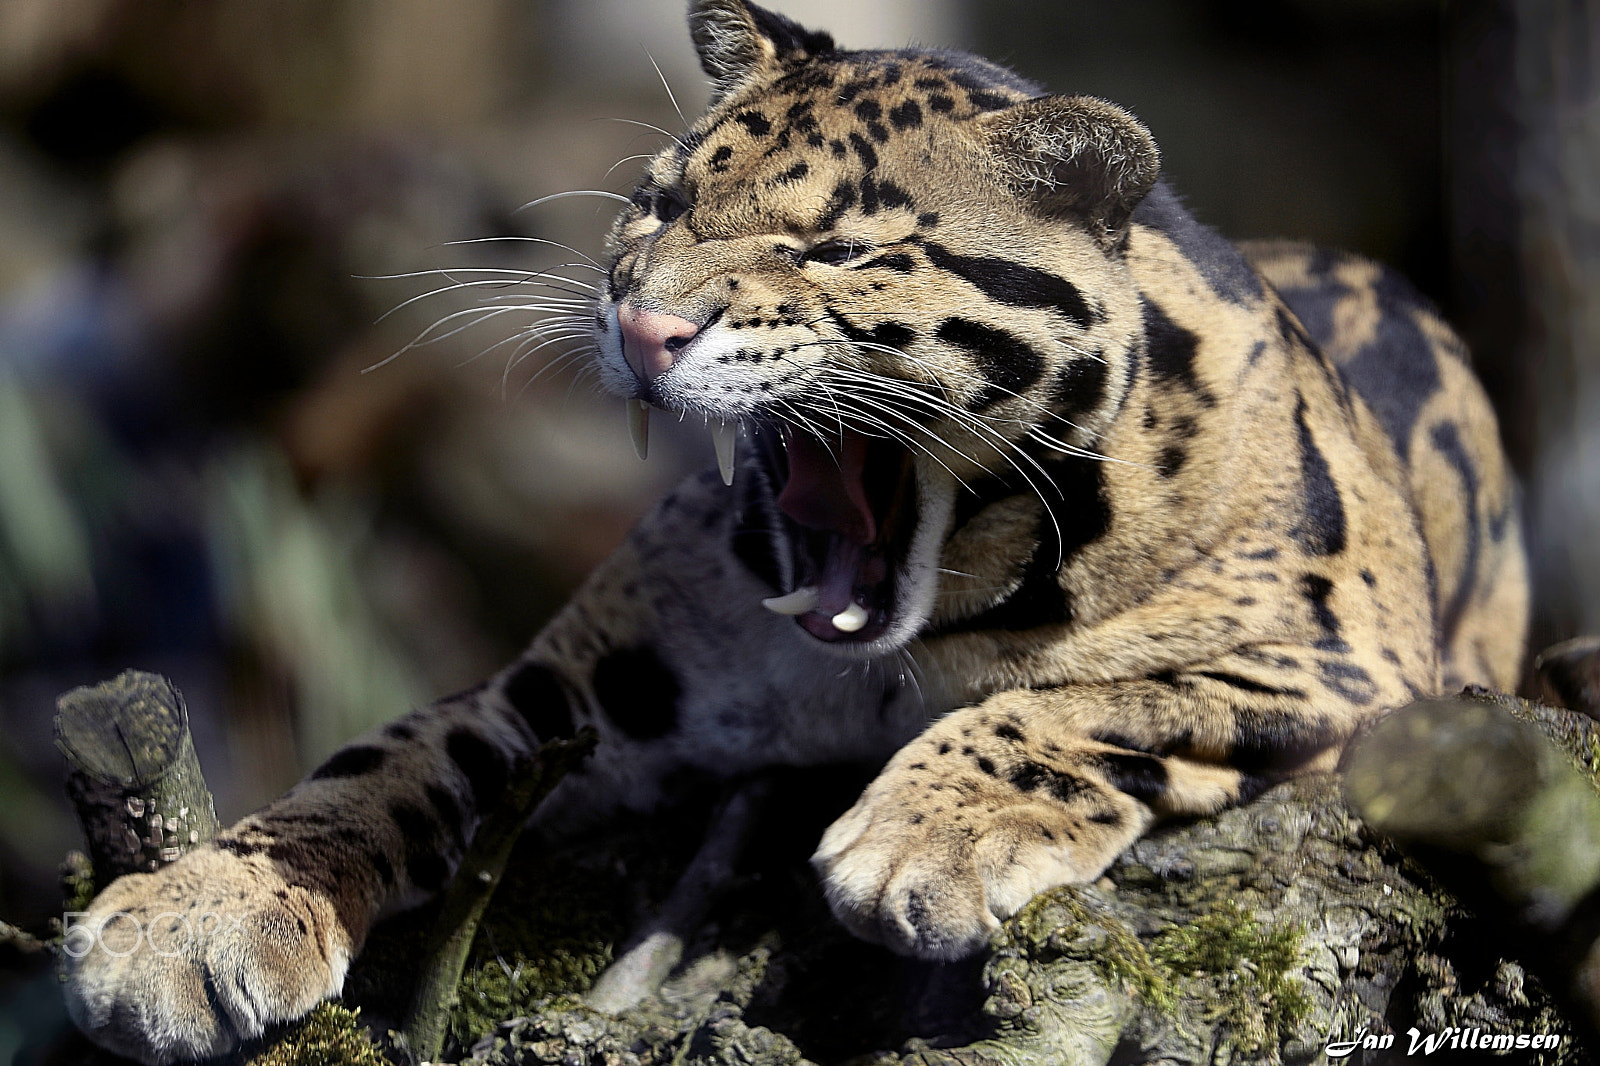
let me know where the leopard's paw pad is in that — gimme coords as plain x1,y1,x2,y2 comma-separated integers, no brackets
63,846,349,1065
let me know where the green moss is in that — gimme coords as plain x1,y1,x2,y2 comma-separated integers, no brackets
444,847,629,1049
1149,901,1312,1061
60,850,96,913
244,1004,391,1066
1010,890,1174,1013
1484,688,1600,794
1001,891,1318,1059
449,941,616,1049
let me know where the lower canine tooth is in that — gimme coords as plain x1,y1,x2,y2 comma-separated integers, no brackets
712,419,737,485
761,586,821,616
831,601,870,633
627,400,649,461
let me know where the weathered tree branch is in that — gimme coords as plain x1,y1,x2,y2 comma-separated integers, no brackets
1345,692,1600,1045
396,729,597,1065
462,688,1600,1066
1537,636,1600,718
55,669,1600,1064
53,670,220,886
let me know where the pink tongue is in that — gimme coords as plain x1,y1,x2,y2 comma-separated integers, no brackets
776,430,877,545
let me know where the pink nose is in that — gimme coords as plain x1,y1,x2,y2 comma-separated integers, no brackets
618,304,702,385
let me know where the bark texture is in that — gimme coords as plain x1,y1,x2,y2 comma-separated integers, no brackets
443,694,1598,1065
46,685,1600,1066
54,670,220,885
398,730,596,1065
1347,690,1600,1046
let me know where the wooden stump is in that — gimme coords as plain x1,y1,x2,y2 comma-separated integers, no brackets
54,670,219,886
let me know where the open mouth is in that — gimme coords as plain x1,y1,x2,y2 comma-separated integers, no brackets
754,425,918,644
622,403,919,645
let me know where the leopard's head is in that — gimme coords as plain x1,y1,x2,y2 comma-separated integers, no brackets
595,0,1159,654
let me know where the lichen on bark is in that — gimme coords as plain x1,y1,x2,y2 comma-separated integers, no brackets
54,670,220,886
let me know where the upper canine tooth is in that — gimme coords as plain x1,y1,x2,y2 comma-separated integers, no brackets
627,399,649,461
831,601,870,633
761,586,821,616
712,419,737,486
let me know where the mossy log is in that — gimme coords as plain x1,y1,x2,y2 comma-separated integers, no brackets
54,682,1600,1066
451,769,1568,1066
449,692,1599,1066
1346,691,1600,1045
54,670,219,885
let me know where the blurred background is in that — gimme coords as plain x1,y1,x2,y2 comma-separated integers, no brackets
0,0,1595,1057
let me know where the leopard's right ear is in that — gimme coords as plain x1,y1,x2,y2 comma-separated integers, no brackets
688,0,835,102
979,95,1160,252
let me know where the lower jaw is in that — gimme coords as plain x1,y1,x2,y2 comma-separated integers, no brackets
796,605,891,644
767,571,896,644
761,532,896,644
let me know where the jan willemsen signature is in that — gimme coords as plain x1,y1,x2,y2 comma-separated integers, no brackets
1327,1024,1564,1057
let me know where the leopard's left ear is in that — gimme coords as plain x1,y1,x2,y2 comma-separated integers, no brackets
688,0,836,103
981,95,1160,252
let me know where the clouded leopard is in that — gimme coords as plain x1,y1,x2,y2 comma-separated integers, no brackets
65,2,1528,1061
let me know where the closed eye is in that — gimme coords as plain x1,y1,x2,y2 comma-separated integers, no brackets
633,185,688,224
652,189,688,223
804,238,872,266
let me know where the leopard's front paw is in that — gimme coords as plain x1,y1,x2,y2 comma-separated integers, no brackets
63,845,352,1065
811,748,1147,959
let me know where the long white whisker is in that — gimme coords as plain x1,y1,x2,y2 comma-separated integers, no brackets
392,298,587,365
604,154,658,182
819,339,1141,469
765,355,981,491
467,286,599,307
512,345,600,400
475,296,596,311
803,383,974,492
815,361,1070,545
400,304,534,354
457,324,582,372
366,266,599,284
880,644,927,715
375,273,597,323
839,338,1116,448
646,51,688,128
506,326,591,351
439,237,604,268
504,338,590,389
609,117,690,151
515,189,631,215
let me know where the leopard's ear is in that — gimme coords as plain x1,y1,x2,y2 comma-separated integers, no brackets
981,95,1160,252
688,0,835,102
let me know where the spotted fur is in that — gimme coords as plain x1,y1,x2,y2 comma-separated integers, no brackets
65,3,1527,1061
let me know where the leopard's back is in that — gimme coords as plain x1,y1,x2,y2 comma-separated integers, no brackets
1247,240,1528,691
